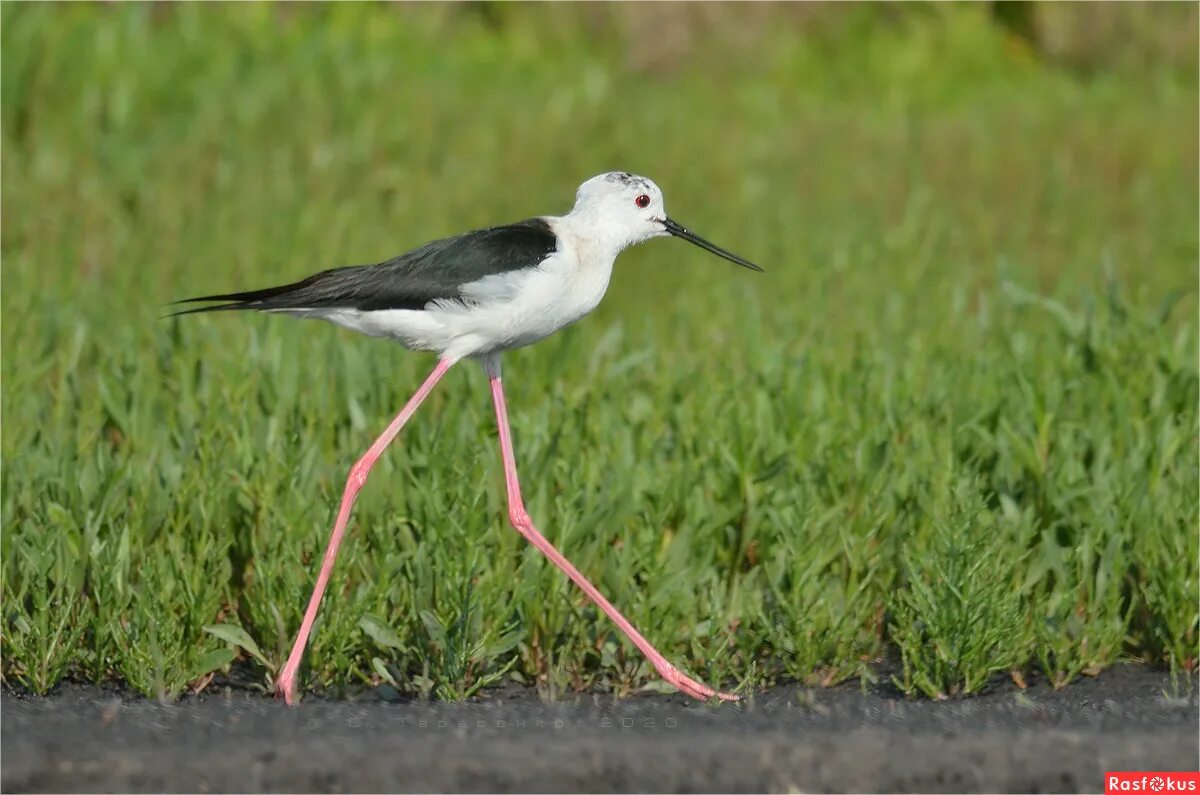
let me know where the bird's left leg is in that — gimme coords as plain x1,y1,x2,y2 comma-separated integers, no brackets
482,355,737,701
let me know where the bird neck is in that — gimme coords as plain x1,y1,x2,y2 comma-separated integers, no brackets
555,210,640,264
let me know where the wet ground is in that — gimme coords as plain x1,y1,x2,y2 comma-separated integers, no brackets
3,665,1197,793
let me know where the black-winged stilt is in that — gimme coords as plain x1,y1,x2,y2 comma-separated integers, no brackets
176,172,762,703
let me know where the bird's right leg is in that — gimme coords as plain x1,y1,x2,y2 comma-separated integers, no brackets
276,357,456,705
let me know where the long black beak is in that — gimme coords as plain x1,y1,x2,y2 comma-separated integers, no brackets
662,217,763,272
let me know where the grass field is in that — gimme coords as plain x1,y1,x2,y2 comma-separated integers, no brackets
3,4,1197,702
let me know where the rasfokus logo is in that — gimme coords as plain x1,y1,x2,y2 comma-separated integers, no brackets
1106,773,1200,794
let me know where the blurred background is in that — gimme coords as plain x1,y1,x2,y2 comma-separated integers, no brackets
2,3,1196,700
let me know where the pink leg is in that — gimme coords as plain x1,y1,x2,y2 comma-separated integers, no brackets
276,358,455,705
484,357,737,702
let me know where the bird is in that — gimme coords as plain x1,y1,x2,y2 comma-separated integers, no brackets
174,171,763,704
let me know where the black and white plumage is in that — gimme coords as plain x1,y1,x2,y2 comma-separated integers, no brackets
175,218,558,315
177,172,763,705
175,172,761,360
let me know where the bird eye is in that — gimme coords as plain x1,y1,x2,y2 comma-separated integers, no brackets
635,194,651,209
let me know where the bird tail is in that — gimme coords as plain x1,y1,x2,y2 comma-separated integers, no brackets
166,281,314,317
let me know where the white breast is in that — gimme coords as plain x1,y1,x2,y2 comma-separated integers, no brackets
298,217,617,360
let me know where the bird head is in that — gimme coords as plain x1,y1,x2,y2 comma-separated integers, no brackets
570,172,762,272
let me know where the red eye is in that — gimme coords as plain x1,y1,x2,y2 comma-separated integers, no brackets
635,194,651,209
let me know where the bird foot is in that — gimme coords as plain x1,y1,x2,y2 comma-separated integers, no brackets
275,667,300,706
658,664,739,702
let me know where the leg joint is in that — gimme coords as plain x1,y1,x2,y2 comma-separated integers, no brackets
347,456,373,491
507,504,531,529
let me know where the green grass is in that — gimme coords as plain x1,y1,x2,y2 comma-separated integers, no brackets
2,3,1197,701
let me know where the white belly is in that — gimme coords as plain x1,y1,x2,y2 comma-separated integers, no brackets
294,249,614,360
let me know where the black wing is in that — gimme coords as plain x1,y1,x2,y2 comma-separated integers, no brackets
172,218,558,316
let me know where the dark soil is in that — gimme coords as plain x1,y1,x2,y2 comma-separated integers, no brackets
3,665,1196,793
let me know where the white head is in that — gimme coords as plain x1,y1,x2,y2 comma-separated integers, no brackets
568,172,763,271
